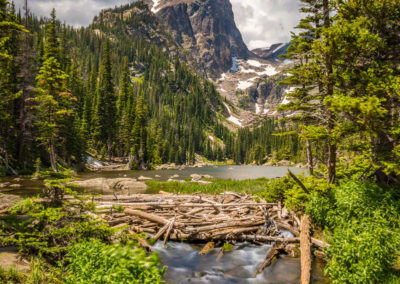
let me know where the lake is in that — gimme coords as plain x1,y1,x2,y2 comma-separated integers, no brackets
0,165,306,195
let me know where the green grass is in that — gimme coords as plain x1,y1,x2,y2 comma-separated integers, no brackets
146,178,270,195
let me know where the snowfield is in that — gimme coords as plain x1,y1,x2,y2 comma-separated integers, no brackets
255,103,261,114
237,78,255,90
224,103,243,127
151,0,161,13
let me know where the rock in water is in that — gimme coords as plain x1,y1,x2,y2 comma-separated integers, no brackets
72,178,147,194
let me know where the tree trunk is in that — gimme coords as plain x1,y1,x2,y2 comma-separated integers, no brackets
306,140,314,175
128,153,134,170
323,0,336,184
50,136,57,172
327,140,336,184
300,214,312,284
107,136,112,161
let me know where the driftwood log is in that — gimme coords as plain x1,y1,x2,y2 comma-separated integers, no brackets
94,193,328,250
253,244,285,277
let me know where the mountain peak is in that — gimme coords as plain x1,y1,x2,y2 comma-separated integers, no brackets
148,0,251,78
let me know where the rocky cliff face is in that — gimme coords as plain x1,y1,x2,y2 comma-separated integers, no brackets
150,0,251,78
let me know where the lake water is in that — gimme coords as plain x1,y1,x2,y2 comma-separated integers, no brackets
0,165,306,195
78,165,306,181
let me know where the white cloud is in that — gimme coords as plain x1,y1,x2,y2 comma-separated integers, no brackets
14,0,132,26
230,0,301,49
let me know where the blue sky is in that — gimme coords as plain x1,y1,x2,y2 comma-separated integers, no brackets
14,0,302,49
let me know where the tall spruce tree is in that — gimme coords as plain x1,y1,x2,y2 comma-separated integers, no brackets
280,0,338,183
129,92,147,169
93,38,116,160
0,0,24,174
321,0,400,183
35,9,72,172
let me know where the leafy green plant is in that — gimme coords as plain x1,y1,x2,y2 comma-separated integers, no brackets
65,239,166,284
307,181,400,283
9,197,43,215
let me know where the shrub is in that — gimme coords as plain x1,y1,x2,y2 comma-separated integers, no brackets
65,239,166,284
307,181,400,283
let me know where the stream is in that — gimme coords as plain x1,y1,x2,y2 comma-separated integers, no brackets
154,241,329,284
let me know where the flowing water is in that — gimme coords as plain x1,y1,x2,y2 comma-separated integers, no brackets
154,241,329,284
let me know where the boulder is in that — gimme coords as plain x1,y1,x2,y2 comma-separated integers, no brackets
276,160,292,167
0,247,29,272
72,178,147,194
0,194,21,210
190,174,202,181
138,176,153,181
0,182,10,189
197,180,212,185
9,184,21,188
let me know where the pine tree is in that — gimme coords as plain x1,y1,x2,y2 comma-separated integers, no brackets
35,10,72,172
321,0,400,181
129,93,147,169
92,38,116,160
43,9,59,61
0,0,24,174
280,0,338,183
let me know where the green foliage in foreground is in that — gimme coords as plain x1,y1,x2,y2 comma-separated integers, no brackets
0,258,63,284
1,198,114,261
307,181,400,283
65,239,166,284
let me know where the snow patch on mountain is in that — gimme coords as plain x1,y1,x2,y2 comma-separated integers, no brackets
281,87,296,105
151,0,161,13
247,60,262,68
224,103,243,127
272,43,286,54
255,104,261,114
238,78,255,90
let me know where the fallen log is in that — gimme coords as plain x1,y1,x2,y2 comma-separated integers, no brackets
163,217,176,245
276,221,300,236
106,202,276,208
185,220,265,234
288,169,310,194
124,208,184,228
153,222,170,242
253,244,284,277
311,237,330,249
199,242,215,255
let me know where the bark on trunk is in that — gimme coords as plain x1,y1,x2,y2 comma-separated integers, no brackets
327,140,336,184
306,140,314,175
107,137,112,161
50,136,57,172
300,214,312,284
323,0,336,184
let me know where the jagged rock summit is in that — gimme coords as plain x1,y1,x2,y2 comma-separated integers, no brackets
148,0,251,79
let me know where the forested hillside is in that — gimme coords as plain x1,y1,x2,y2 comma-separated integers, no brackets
0,1,301,174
